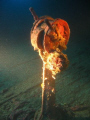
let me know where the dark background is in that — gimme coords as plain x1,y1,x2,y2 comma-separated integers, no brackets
0,0,90,45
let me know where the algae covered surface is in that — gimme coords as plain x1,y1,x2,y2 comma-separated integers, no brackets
0,37,90,120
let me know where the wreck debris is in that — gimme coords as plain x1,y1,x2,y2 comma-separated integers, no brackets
30,7,71,120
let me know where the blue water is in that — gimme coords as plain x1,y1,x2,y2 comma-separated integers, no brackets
0,0,90,119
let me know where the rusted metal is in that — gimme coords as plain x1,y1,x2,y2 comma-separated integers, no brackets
44,19,53,30
29,7,39,20
41,65,55,119
30,7,70,120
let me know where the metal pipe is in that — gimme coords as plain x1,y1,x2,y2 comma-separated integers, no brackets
40,63,55,119
29,7,39,20
44,19,53,30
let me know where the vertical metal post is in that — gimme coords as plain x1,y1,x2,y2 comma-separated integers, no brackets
40,62,55,119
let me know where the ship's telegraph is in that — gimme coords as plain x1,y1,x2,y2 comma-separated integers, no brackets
30,7,70,76
29,7,71,120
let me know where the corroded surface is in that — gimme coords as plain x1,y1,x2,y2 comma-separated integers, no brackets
0,38,90,119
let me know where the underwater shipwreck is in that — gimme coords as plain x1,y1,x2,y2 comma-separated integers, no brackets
30,7,71,120
0,6,90,120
